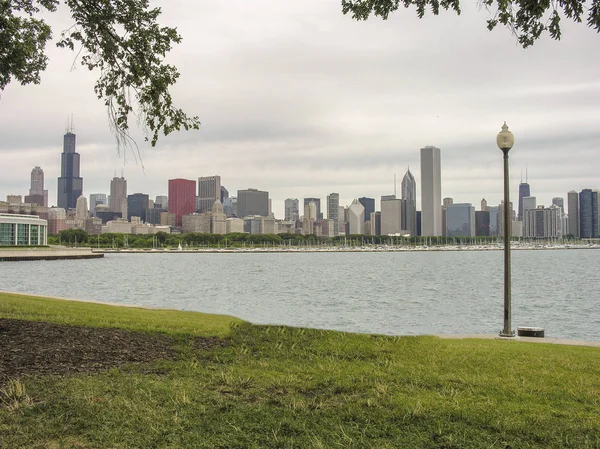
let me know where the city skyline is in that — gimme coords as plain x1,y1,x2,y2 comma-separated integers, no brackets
0,2,599,217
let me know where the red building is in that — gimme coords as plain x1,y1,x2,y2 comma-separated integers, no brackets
168,179,196,227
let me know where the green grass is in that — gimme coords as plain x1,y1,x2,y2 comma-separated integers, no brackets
0,292,241,337
1,293,600,448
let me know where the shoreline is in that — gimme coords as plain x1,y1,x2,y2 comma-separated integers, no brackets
90,243,600,254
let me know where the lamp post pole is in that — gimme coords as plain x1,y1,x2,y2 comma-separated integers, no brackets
497,122,515,337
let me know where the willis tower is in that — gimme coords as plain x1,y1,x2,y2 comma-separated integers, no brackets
57,127,83,210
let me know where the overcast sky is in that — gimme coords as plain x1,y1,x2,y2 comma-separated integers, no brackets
1,0,599,218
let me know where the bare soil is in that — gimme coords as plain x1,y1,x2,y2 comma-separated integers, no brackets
0,318,224,384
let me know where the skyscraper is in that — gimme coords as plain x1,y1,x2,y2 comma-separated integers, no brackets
75,195,88,221
420,146,441,236
127,193,150,221
284,198,299,221
169,179,197,227
326,193,340,236
347,199,365,234
57,131,83,210
445,203,476,237
197,176,221,213
25,166,48,206
109,175,127,216
518,179,531,221
380,195,402,235
567,190,579,237
401,169,417,236
579,189,599,238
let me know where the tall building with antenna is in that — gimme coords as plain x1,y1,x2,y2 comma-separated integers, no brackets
57,119,83,210
517,169,531,221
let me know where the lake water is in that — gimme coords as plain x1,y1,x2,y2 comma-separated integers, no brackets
1,249,599,340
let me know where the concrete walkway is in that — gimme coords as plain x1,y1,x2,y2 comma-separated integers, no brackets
0,248,103,261
437,334,600,348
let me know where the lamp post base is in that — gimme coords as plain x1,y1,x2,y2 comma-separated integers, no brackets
498,331,516,338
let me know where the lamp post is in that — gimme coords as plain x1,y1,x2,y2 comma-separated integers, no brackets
497,122,515,337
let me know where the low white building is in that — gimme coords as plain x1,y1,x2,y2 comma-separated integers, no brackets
0,213,48,246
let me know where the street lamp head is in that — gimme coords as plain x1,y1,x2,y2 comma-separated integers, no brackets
497,122,514,151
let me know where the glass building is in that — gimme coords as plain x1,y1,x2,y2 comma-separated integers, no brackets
0,213,48,246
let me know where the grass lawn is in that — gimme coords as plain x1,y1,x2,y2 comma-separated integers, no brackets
1,292,599,448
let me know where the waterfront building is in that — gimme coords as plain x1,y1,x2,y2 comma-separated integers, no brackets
579,189,599,238
237,189,269,217
104,219,132,234
197,175,221,213
358,197,375,223
523,205,562,238
160,212,176,227
401,169,417,236
475,210,490,236
169,179,197,227
25,166,48,207
109,175,127,216
211,200,227,235
303,198,322,220
567,190,579,237
420,145,442,236
127,193,150,222
243,216,262,234
260,216,277,234
326,193,340,236
518,179,531,221
445,203,475,238
284,198,299,221
84,217,103,235
305,200,317,222
347,199,365,234
57,131,83,210
380,195,402,235
0,213,48,246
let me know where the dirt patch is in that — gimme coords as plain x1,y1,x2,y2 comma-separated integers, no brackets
0,318,224,383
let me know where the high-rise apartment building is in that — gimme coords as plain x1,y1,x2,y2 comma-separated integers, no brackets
518,179,531,221
237,189,269,217
358,197,375,223
57,131,83,210
109,175,127,216
326,193,340,236
303,198,322,220
523,205,562,238
75,195,88,221
380,195,402,235
420,145,442,236
169,178,197,227
197,176,221,213
285,198,300,221
579,189,599,238
567,190,579,237
552,197,564,214
25,166,48,206
401,169,417,236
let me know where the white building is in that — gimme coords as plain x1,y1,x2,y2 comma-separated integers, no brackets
211,200,227,235
420,145,442,236
182,213,211,234
347,199,365,235
0,213,48,246
523,205,562,238
226,218,244,234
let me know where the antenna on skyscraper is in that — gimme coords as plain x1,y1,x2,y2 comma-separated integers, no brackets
394,173,397,197
526,166,528,183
